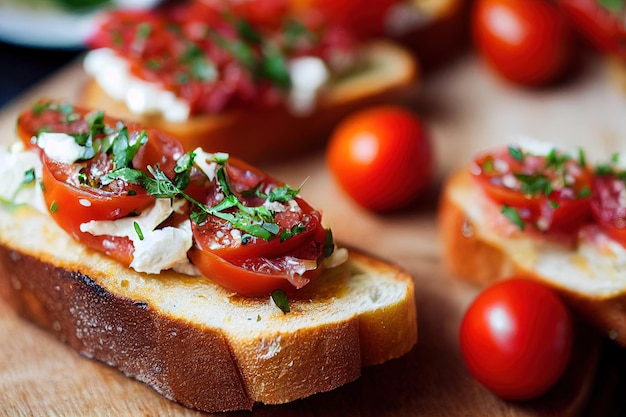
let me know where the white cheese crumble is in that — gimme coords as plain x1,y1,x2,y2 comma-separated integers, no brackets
80,198,194,274
38,132,89,164
192,147,226,182
0,143,46,213
514,136,559,156
288,57,329,116
83,48,191,122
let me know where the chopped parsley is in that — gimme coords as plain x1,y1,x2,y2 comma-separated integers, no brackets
103,152,307,243
515,173,553,197
508,146,524,162
133,221,144,241
22,168,36,185
271,289,290,314
598,0,624,13
501,206,525,230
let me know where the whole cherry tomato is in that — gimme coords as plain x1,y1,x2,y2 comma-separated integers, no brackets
326,106,433,212
472,0,574,86
459,278,573,400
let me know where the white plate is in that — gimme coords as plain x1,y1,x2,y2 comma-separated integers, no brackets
0,1,159,49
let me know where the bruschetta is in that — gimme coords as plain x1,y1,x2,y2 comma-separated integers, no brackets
78,0,417,163
439,141,626,346
0,100,417,413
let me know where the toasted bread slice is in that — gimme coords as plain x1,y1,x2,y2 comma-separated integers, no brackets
0,203,417,413
439,169,626,346
79,41,417,164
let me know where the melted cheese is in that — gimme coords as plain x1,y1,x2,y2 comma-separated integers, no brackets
80,198,194,274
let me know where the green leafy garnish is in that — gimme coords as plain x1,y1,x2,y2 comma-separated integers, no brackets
103,154,305,243
280,224,306,242
578,186,591,198
508,146,524,162
577,148,587,169
501,206,525,230
283,18,315,50
180,44,217,82
32,101,53,116
22,168,36,185
514,173,553,197
323,229,335,258
261,43,291,90
267,184,300,202
50,201,58,213
271,289,290,314
598,0,625,13
111,128,147,170
133,221,144,241
136,22,152,40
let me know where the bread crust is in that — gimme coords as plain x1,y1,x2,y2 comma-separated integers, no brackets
439,169,626,346
0,247,255,412
79,41,417,164
0,205,416,412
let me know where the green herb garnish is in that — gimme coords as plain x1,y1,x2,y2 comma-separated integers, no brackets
508,146,524,162
133,221,144,241
501,206,525,230
514,173,553,197
22,168,36,185
271,289,290,314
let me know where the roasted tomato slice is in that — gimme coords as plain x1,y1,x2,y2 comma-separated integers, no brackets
188,155,330,297
471,145,593,235
41,156,154,237
21,102,188,267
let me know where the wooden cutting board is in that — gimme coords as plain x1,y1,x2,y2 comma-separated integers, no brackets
0,51,623,416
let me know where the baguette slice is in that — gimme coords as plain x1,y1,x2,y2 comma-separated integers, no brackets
79,41,417,164
439,168,626,346
0,203,417,413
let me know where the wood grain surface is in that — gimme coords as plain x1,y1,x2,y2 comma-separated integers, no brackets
0,51,624,416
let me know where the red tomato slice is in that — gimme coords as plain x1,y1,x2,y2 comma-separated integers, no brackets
189,157,329,296
21,101,184,267
471,146,592,234
188,246,322,297
41,156,154,266
20,101,334,295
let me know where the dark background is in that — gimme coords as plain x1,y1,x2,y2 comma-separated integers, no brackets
0,41,81,108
